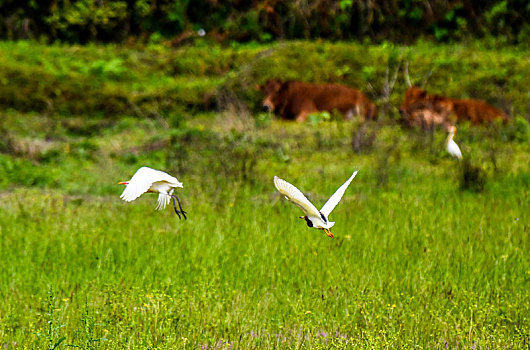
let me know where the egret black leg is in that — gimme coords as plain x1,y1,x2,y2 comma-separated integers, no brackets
174,195,187,220
171,195,187,220
171,196,182,219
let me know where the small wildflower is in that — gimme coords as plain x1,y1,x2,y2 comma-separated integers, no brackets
305,310,311,314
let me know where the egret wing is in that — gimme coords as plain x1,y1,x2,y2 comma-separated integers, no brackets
121,167,171,202
149,168,182,186
320,170,358,217
136,166,182,186
120,167,156,202
274,176,321,218
120,167,182,204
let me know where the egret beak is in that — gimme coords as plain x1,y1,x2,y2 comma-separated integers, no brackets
118,181,129,185
324,228,334,238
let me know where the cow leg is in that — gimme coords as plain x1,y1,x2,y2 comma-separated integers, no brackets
296,111,311,123
295,101,316,122
355,105,365,122
345,109,354,121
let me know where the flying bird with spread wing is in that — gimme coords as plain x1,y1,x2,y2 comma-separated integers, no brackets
118,166,187,219
273,170,358,238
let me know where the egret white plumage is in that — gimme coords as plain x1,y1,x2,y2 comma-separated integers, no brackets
273,170,358,238
446,125,463,160
118,166,187,219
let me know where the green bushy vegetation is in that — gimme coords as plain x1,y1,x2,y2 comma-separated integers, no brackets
1,40,529,119
0,41,528,348
1,1,529,44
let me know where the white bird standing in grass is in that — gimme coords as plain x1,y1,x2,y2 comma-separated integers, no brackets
446,125,463,160
273,170,358,238
118,166,187,219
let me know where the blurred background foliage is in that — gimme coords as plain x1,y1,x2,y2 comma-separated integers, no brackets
0,39,528,194
0,0,528,44
0,40,527,120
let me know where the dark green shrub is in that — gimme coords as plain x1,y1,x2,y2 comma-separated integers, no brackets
0,154,55,188
512,116,530,142
460,159,486,192
1,1,529,44
352,123,377,155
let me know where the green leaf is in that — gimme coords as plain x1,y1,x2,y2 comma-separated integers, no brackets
53,336,66,349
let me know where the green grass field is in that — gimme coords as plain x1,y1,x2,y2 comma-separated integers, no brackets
0,41,528,349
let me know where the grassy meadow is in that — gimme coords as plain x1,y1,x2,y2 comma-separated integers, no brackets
0,41,528,349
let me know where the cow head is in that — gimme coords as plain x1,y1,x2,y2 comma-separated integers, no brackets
399,86,429,127
399,86,456,129
399,86,427,116
258,79,284,113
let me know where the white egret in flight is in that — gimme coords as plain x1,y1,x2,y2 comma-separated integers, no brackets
446,125,462,160
118,167,187,219
274,170,358,238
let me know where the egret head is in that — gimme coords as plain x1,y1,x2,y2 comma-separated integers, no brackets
118,181,129,185
446,125,457,134
299,216,313,227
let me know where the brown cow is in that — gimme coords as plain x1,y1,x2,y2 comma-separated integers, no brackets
399,86,508,128
259,80,378,122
